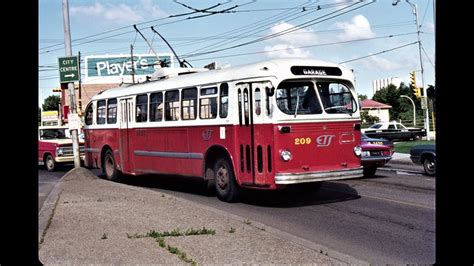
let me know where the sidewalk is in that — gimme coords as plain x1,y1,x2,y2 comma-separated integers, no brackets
39,167,366,265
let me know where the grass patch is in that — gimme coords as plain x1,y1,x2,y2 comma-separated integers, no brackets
394,140,435,153
127,227,215,264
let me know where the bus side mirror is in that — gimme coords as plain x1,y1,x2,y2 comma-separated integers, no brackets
266,87,275,96
265,87,274,116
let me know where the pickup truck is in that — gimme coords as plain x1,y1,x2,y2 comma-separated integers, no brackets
361,121,426,141
38,126,85,171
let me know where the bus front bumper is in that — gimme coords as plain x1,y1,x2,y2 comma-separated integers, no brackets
275,167,363,184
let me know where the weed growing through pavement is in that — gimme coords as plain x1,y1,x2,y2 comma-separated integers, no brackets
228,227,236,233
243,218,252,225
127,227,215,264
101,233,108,240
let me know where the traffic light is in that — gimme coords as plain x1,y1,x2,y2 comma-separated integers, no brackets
52,87,61,92
409,71,417,88
414,87,421,98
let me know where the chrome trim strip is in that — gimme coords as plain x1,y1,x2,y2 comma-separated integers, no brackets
361,156,392,162
85,148,101,153
134,150,203,159
275,167,363,184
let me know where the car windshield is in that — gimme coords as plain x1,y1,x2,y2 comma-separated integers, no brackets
40,129,69,140
369,123,382,129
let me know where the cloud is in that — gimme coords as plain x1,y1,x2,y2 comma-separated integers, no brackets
264,22,317,58
71,1,167,25
361,56,402,71
334,14,375,41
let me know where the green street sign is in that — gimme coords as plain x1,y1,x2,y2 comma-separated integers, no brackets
58,56,80,83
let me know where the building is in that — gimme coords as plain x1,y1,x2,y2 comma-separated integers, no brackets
372,77,401,95
360,99,392,122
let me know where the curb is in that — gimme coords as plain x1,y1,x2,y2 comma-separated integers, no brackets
38,167,79,245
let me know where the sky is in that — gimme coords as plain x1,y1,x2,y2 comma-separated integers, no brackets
38,0,435,108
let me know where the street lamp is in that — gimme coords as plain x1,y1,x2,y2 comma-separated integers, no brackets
400,95,415,127
392,0,430,140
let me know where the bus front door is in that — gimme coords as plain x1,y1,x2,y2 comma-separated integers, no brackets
119,98,133,173
235,82,274,187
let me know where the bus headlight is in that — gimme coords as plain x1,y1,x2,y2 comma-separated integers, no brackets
280,150,292,161
56,147,64,157
353,146,362,157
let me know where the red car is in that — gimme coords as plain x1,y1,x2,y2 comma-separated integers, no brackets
361,133,393,177
38,126,85,171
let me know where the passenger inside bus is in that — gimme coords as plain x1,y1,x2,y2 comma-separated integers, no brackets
302,88,322,114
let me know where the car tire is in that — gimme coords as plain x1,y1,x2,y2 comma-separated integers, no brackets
45,154,56,172
214,158,239,202
423,156,436,176
363,166,377,177
103,149,120,181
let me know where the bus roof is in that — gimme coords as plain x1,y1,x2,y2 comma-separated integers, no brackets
90,58,354,101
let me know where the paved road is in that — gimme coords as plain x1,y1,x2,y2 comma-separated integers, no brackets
117,168,435,264
38,167,69,211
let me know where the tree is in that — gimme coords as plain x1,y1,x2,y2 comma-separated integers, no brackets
358,94,368,101
372,82,422,122
42,95,60,111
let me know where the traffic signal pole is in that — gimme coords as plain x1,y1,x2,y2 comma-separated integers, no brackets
62,0,81,168
393,0,431,140
412,2,431,140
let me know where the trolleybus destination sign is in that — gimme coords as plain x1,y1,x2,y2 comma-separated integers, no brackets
58,56,80,83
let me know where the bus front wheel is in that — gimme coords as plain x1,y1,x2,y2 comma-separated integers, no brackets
214,158,239,202
103,150,119,181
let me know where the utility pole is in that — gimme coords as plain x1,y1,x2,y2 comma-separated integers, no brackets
62,0,81,168
130,44,135,84
392,0,430,140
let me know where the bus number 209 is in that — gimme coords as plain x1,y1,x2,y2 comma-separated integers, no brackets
294,137,312,145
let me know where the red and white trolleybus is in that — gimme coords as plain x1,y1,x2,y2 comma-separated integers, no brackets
83,58,363,202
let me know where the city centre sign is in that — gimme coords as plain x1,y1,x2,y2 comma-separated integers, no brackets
85,54,173,78
58,56,80,83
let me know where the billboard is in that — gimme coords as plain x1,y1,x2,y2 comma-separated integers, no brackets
85,54,173,79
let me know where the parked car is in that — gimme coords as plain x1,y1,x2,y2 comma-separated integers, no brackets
410,144,436,176
38,126,85,171
360,133,393,177
362,121,426,141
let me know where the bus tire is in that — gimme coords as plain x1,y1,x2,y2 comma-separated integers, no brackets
363,166,377,178
214,158,239,202
45,154,56,172
103,149,119,181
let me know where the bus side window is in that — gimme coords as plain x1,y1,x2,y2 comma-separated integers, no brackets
165,90,180,121
199,87,217,119
97,100,106,124
182,87,197,120
85,102,94,125
107,98,117,124
220,83,229,118
136,94,148,123
150,92,163,122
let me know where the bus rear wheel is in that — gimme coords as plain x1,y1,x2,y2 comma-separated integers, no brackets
103,150,119,181
214,158,239,202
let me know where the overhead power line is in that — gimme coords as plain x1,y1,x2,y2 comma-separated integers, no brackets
338,41,418,64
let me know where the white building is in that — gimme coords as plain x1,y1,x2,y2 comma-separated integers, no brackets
372,77,401,95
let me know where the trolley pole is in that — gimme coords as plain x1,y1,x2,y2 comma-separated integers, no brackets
62,0,81,168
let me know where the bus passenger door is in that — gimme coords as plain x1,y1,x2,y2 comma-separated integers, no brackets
235,83,253,185
251,81,274,186
119,98,133,173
